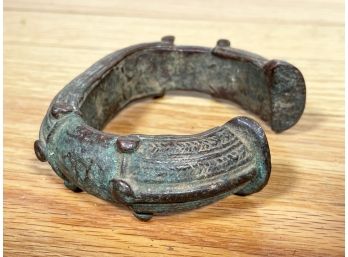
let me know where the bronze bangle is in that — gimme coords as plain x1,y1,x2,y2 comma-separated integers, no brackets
34,36,305,221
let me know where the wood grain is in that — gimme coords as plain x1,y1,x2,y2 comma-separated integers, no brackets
4,0,344,256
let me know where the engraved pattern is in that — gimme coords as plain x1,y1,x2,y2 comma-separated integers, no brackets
128,127,252,183
141,127,237,157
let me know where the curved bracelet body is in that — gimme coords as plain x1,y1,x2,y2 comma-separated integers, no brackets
34,36,305,220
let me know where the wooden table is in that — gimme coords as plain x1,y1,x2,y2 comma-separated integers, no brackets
4,0,344,256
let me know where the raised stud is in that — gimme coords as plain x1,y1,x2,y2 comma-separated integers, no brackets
116,135,140,153
133,212,153,221
51,103,74,119
161,35,175,45
153,89,166,99
216,39,230,47
34,140,47,162
110,179,135,204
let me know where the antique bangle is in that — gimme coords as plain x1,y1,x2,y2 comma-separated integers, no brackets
34,36,305,221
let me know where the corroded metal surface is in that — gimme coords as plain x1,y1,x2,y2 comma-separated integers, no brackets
34,36,306,221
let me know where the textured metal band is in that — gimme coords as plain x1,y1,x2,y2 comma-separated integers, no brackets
34,36,305,221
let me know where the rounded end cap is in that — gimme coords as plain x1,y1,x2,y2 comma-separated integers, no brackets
227,117,271,195
263,60,306,133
